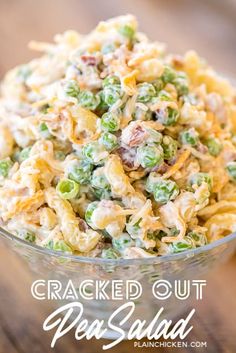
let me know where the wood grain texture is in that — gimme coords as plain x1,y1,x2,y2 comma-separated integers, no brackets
0,244,235,353
0,1,236,352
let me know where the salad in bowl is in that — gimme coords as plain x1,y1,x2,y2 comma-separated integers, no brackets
0,14,236,260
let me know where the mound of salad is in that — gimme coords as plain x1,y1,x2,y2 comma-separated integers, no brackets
0,15,236,259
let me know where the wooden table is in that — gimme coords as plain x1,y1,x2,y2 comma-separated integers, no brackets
0,244,235,353
0,1,236,352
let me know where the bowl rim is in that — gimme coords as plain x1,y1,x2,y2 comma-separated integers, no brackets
1,226,236,265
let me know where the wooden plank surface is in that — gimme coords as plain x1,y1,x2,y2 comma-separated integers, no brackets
0,243,235,353
0,1,236,352
0,244,236,353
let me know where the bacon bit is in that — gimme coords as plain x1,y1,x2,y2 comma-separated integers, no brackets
163,149,191,179
171,55,184,69
80,55,96,66
78,219,88,232
58,112,65,122
221,149,236,164
13,187,29,197
196,143,208,154
116,147,137,170
152,162,169,174
129,125,148,147
154,108,166,121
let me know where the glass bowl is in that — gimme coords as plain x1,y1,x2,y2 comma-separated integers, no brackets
1,226,236,339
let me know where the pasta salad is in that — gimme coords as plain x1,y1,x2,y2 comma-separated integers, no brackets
0,15,236,259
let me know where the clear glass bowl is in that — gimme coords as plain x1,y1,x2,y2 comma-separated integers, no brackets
1,226,236,339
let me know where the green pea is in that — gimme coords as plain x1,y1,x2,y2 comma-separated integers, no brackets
102,75,121,108
103,85,122,106
25,232,36,243
99,132,118,151
93,188,111,200
174,75,189,96
54,151,66,161
156,227,180,243
155,230,167,240
152,79,164,92
112,234,133,252
91,171,110,190
85,201,99,225
147,231,159,240
171,237,195,253
39,122,51,139
40,103,50,114
46,239,72,253
68,160,93,184
155,107,179,126
162,136,178,160
78,90,100,110
170,227,180,236
152,179,179,204
126,218,142,237
187,231,208,247
189,173,212,189
204,137,222,157
0,159,13,178
161,66,176,84
102,247,121,259
137,145,164,169
82,141,106,164
145,173,160,193
226,162,236,182
167,108,179,126
101,112,120,132
133,108,153,121
137,83,156,103
103,75,120,87
180,128,199,147
158,90,172,101
96,91,109,113
18,229,36,243
146,129,162,144
19,147,31,162
64,79,80,98
118,25,135,40
56,179,80,199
